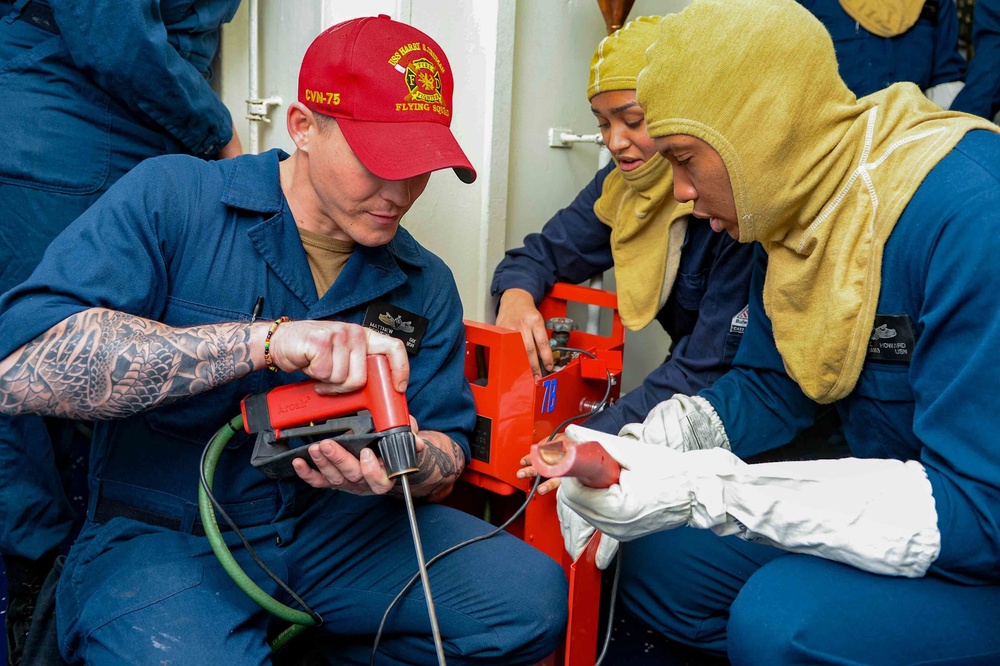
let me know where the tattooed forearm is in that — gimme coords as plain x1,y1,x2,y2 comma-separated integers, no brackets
388,432,465,500
0,308,254,421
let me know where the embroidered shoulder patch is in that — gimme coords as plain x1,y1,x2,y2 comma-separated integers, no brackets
730,305,749,335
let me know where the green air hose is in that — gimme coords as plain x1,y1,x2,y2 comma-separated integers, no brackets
197,414,318,652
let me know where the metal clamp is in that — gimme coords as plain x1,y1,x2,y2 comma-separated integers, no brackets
246,96,283,124
548,127,605,148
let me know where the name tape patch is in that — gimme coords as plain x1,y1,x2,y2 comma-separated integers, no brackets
363,301,428,355
866,314,915,364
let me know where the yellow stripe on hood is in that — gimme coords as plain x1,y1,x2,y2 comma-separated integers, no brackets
637,0,998,403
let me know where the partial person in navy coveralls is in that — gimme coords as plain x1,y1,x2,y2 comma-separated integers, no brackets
553,2,1000,664
799,0,966,104
951,0,1000,121
0,1,241,660
492,17,753,443
0,15,566,666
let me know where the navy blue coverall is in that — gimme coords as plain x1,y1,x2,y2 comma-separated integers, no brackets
0,150,568,665
952,0,1000,120
0,0,239,577
491,163,755,435
619,132,1000,665
799,0,966,98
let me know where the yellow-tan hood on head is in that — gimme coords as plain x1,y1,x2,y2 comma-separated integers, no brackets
594,152,691,331
839,0,925,38
588,15,663,99
589,15,693,331
637,0,997,403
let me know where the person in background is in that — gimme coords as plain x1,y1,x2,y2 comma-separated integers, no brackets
492,16,754,443
0,1,241,662
555,1,1000,663
951,0,1000,121
0,15,567,664
800,0,967,105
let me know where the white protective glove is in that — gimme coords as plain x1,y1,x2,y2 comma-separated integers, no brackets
556,491,620,570
553,424,628,570
559,433,941,577
924,80,965,110
618,394,730,452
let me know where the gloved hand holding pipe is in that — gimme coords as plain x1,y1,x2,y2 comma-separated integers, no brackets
524,425,624,569
555,423,940,578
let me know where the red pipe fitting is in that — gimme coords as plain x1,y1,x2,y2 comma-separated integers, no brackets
529,438,621,489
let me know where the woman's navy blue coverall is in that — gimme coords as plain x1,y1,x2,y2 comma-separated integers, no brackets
618,132,1000,665
0,0,239,568
0,150,568,665
491,163,755,435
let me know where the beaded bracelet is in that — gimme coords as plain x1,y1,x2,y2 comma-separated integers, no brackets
263,316,290,372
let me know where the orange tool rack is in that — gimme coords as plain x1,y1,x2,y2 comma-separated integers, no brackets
457,283,624,666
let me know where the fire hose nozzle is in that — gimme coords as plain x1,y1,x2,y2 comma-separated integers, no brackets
529,438,621,489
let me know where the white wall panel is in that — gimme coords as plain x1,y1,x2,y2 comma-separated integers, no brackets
219,1,510,322
507,0,689,394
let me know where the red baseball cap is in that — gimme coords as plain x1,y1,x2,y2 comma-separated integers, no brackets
298,15,476,184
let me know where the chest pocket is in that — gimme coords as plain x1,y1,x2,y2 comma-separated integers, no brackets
843,363,918,459
671,269,709,312
0,24,111,193
144,297,264,445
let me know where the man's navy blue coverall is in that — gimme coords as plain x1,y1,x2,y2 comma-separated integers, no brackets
0,150,569,665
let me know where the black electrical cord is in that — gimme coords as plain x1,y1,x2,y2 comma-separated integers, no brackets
594,550,623,666
558,351,619,666
551,349,620,666
369,347,613,666
199,346,614,664
198,416,322,653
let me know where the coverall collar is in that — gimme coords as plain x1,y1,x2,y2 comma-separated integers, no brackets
220,148,288,214
222,149,428,317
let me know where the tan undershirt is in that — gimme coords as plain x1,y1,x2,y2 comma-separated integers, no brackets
298,227,356,298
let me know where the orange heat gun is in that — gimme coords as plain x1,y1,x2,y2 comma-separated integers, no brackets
240,355,418,479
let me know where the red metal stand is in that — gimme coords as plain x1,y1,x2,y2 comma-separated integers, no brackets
455,283,624,666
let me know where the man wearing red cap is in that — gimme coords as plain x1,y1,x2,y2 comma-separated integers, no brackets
0,15,567,665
